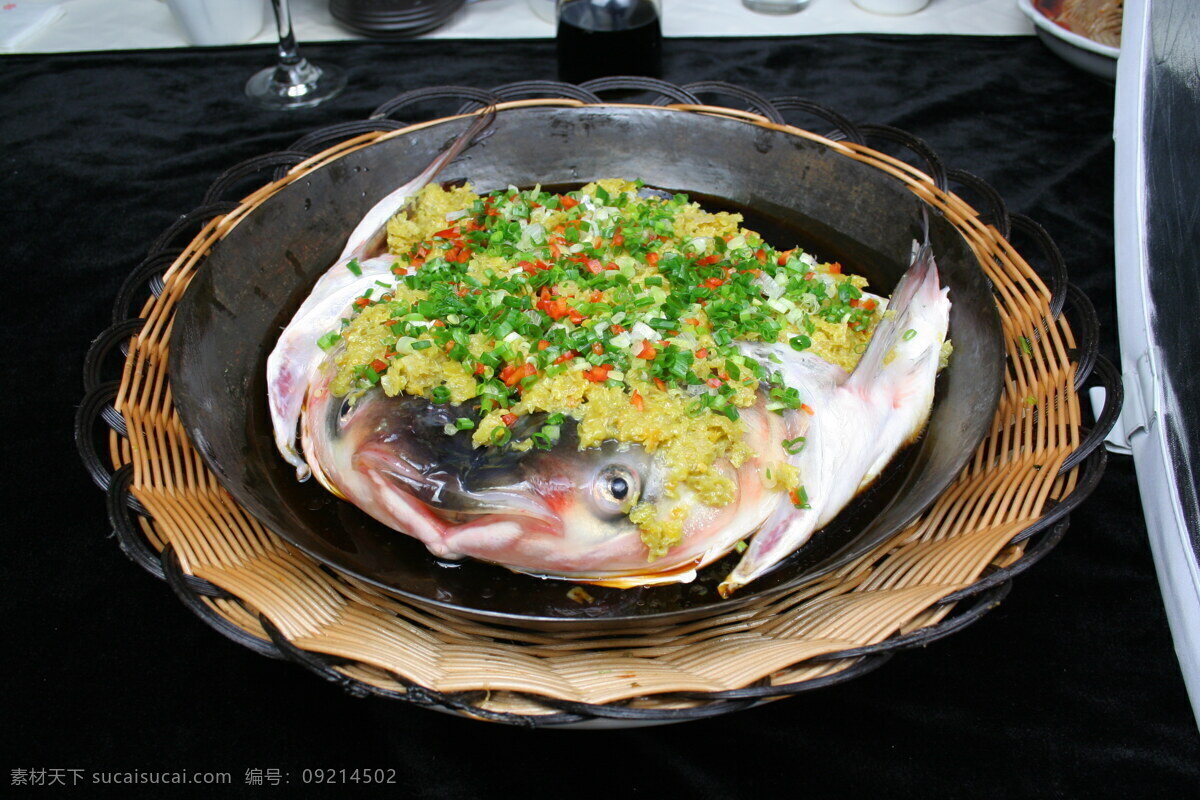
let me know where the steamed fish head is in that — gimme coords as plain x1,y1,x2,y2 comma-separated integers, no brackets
300,378,776,584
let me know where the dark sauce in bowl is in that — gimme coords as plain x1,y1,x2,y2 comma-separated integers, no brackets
556,0,662,84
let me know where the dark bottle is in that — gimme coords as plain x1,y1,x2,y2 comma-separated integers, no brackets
556,0,663,85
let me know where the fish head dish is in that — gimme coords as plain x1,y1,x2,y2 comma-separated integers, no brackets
171,107,1004,629
271,180,952,598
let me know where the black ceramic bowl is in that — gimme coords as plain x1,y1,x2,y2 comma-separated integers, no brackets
171,106,1004,630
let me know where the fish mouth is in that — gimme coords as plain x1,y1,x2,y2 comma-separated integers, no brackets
352,443,566,532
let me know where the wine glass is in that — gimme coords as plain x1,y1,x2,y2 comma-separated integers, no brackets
246,0,346,109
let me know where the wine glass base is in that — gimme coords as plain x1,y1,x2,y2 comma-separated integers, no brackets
245,60,347,110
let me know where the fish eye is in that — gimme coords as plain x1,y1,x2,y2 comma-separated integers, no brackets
610,476,629,500
591,464,640,517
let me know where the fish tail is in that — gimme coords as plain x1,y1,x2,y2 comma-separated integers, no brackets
848,239,943,387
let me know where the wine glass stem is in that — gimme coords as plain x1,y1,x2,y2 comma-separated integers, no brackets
271,0,302,68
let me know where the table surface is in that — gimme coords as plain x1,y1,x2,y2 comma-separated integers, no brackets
2,27,1198,797
8,0,1034,53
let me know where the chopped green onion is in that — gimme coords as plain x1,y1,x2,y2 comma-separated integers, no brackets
782,436,806,455
354,365,380,386
320,183,879,447
792,485,810,509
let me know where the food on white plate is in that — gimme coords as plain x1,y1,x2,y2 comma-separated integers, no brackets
1034,0,1123,48
268,178,951,596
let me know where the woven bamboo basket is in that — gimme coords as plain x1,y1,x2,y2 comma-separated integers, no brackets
78,81,1118,726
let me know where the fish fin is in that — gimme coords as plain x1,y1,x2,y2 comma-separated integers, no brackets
847,240,938,388
340,105,498,261
720,499,818,597
266,258,397,475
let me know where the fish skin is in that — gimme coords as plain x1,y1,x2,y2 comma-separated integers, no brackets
267,108,495,481
718,242,951,597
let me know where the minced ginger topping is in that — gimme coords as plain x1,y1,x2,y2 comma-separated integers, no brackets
321,180,882,558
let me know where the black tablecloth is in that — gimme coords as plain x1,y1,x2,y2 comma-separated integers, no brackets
3,35,1197,795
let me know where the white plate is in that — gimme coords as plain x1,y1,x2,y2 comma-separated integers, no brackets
1018,0,1120,80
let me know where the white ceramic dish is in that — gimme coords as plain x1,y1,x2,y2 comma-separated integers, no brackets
1018,0,1120,80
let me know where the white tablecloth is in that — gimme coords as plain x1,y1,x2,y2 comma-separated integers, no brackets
5,0,1032,54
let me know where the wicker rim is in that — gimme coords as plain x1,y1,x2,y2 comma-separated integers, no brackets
77,80,1119,726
